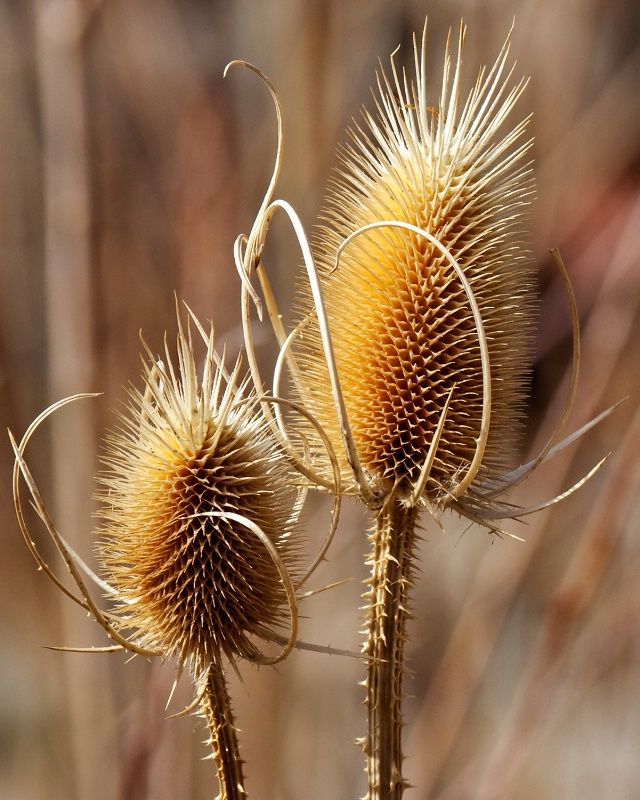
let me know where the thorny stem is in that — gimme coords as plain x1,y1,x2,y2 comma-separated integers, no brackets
202,658,247,800
364,496,419,800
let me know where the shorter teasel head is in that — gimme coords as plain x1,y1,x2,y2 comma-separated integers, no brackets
98,317,301,675
294,24,537,510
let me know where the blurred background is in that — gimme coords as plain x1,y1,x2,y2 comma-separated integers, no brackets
1,1,639,798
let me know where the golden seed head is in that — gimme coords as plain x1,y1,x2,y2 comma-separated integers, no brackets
97,318,300,673
296,27,537,503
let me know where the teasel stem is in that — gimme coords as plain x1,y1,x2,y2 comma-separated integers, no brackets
202,657,247,800
364,495,419,800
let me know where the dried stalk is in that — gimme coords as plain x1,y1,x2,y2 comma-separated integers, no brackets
202,659,247,800
363,497,419,800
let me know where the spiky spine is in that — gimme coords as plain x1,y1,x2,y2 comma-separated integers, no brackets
363,499,418,800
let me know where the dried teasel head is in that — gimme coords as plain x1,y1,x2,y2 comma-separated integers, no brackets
231,28,611,526
11,311,305,685
11,309,350,797
97,314,303,675
290,23,538,513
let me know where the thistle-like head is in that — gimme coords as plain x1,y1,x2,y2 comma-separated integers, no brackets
97,315,301,675
293,24,537,513
225,21,610,532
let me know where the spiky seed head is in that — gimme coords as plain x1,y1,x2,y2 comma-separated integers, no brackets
295,25,537,505
97,318,300,675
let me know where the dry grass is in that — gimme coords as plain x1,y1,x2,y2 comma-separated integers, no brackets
1,2,639,799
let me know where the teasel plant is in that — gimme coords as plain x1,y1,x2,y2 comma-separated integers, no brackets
230,20,620,800
10,309,345,800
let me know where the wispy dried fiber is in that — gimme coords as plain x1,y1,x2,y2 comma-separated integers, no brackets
295,24,536,507
97,317,301,675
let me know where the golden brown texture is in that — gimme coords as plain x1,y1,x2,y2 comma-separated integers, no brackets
97,320,300,674
295,28,536,504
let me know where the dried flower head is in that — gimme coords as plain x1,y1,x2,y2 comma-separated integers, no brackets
292,24,536,511
11,310,343,799
97,316,302,675
11,313,305,680
231,27,608,529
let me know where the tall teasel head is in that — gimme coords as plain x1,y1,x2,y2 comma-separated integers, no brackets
97,315,302,675
291,24,537,512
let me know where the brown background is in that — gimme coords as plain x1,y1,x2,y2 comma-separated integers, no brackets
1,1,639,798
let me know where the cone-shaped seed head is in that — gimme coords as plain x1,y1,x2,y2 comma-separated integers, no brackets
98,320,300,673
295,26,537,502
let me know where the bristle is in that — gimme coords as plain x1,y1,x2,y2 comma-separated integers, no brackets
97,318,300,675
295,26,537,503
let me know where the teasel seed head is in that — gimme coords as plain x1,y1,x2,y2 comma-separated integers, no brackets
294,24,537,509
97,315,301,676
